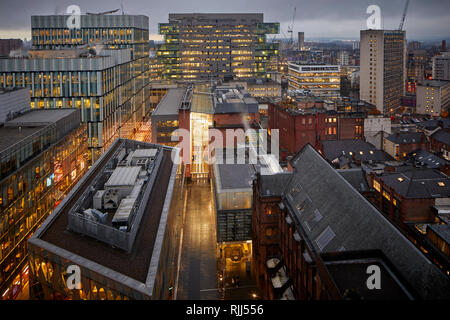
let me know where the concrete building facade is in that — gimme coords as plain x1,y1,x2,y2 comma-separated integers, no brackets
433,52,450,81
416,80,450,116
0,108,88,299
360,30,406,114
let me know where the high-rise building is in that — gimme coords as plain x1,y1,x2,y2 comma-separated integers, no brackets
0,108,88,299
433,52,450,81
298,32,304,50
339,51,349,66
0,14,152,163
287,63,341,99
157,13,279,81
360,30,406,114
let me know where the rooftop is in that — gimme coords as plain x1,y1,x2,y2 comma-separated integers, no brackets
385,132,424,144
213,86,259,114
430,129,450,146
322,251,415,300
378,168,450,199
216,163,256,190
428,224,450,245
419,80,450,88
151,88,187,117
0,126,45,152
261,144,450,298
337,168,370,193
322,139,392,164
5,108,76,127
30,139,178,287
0,108,80,153
407,149,448,169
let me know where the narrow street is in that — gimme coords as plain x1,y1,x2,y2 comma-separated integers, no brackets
175,180,219,300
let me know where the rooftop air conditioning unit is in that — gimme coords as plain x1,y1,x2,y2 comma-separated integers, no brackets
103,189,120,209
117,159,128,167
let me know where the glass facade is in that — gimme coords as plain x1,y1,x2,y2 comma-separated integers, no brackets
27,142,183,300
157,14,279,81
288,64,341,100
0,122,88,299
1,15,152,163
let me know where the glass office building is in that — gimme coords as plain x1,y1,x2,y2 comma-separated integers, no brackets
288,63,341,100
0,109,88,299
0,14,152,163
157,13,279,81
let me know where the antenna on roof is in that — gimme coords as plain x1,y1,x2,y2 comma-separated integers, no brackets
121,2,124,15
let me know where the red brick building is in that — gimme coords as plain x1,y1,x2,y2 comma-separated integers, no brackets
252,144,450,300
368,168,450,226
268,102,365,160
383,132,426,161
428,129,450,160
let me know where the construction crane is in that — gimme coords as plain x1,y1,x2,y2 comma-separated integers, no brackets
287,7,297,47
86,9,119,15
398,0,410,30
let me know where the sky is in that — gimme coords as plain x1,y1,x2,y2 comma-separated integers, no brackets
0,0,449,41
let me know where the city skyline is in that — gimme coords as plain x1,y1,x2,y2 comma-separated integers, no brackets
0,0,449,41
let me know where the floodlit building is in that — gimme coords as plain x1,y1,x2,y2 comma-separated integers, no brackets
287,63,341,100
28,138,181,300
157,13,280,81
360,30,406,114
0,108,88,299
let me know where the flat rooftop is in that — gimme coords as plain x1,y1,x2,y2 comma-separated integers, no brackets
151,88,186,117
37,141,176,283
420,80,450,87
5,108,76,127
323,253,414,299
216,163,256,190
0,125,45,152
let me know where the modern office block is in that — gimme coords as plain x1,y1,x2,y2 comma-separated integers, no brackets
0,14,152,163
288,63,341,99
0,108,88,299
157,13,279,81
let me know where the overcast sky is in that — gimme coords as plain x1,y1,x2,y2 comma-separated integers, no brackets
0,0,449,41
